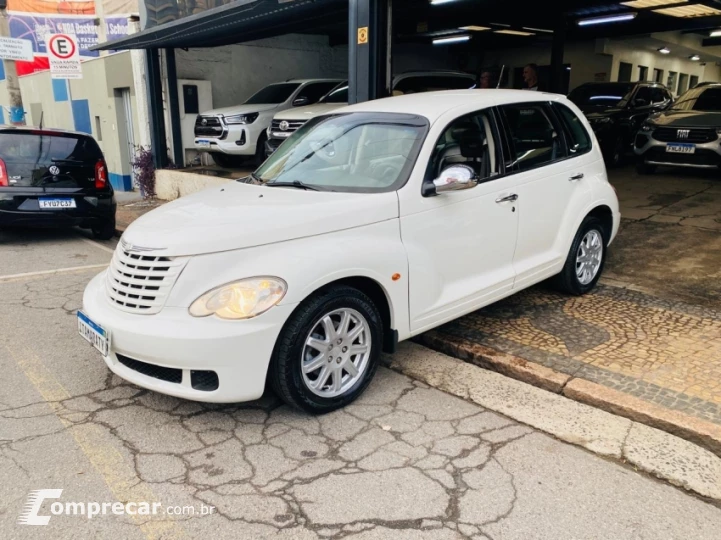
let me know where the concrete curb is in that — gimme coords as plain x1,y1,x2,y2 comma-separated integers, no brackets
417,331,721,459
386,342,721,502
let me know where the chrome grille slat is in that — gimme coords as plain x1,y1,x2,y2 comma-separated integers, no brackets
106,245,188,314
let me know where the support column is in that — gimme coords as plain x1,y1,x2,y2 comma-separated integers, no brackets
550,18,566,94
165,48,184,167
348,0,391,104
0,7,25,125
145,48,168,169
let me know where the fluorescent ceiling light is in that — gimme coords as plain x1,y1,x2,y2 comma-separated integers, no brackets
577,12,637,26
654,4,721,17
523,27,553,33
658,46,671,53
710,29,721,37
460,25,491,32
433,35,470,44
621,0,686,8
494,29,535,36
430,0,456,5
690,54,701,61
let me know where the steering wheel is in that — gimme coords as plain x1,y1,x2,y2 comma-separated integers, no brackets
373,163,402,183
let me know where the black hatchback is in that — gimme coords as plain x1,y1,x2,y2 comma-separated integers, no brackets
0,127,116,239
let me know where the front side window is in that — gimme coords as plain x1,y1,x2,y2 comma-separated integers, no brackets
553,103,592,155
254,113,428,193
426,110,501,182
245,83,301,105
500,103,563,172
568,83,635,108
297,82,340,104
322,84,349,103
633,86,652,106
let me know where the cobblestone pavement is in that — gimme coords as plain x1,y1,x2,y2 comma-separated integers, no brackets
3,230,721,539
432,284,721,425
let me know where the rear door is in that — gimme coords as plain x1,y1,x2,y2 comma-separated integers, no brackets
0,130,102,193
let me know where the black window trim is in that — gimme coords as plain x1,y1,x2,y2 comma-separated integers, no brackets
550,101,593,159
495,101,574,177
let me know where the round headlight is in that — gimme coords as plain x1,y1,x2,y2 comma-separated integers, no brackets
189,277,287,320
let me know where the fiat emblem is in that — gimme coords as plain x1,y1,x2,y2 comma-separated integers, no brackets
279,120,289,131
49,165,60,176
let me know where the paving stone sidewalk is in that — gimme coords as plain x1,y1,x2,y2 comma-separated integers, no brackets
427,284,721,426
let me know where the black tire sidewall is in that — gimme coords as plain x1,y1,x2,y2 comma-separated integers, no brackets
271,286,383,414
562,217,607,295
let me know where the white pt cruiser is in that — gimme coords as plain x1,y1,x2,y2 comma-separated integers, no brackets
80,90,620,414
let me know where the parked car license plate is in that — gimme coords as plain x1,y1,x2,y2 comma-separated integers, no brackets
196,139,211,149
77,311,110,356
666,143,695,154
39,198,76,209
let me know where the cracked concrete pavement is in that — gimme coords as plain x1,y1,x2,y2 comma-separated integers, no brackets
1,228,721,539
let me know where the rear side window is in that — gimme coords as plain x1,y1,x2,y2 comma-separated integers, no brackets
553,103,592,155
500,103,564,172
0,132,102,166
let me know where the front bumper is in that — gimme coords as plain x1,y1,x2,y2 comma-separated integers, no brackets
82,271,297,403
634,132,721,169
194,123,264,156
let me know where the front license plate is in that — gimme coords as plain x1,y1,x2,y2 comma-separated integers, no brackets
666,143,695,154
196,139,211,149
39,198,76,209
78,311,110,357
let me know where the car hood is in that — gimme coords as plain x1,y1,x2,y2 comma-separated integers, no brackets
581,105,623,119
648,109,721,128
120,182,399,257
274,103,348,121
200,103,279,116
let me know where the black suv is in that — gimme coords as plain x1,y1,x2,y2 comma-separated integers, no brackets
568,82,673,166
635,83,721,173
0,127,116,239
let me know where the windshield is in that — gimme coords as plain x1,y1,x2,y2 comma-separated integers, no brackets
245,83,301,105
322,84,349,103
568,83,635,108
672,86,721,111
253,113,428,193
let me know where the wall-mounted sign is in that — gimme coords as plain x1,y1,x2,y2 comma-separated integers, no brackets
358,26,368,45
0,36,34,61
47,33,82,79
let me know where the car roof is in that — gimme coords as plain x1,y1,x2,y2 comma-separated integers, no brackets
282,79,345,84
0,125,92,137
337,89,566,122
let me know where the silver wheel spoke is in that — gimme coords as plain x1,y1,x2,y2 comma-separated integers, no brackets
575,229,603,286
350,344,369,356
347,325,364,343
321,316,337,341
306,337,328,352
303,354,326,374
338,311,352,337
314,365,332,390
344,360,359,377
331,370,343,393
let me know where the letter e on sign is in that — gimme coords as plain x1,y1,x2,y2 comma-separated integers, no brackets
47,34,82,80
357,27,369,45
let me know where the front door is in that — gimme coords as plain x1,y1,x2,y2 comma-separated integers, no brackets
400,109,520,334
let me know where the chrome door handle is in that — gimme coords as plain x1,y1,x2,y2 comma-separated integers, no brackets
495,194,518,203
569,173,584,182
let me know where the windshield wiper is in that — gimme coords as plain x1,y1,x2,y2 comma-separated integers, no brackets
265,180,321,191
237,172,262,184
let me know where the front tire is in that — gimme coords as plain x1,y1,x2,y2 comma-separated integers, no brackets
211,153,243,168
553,216,606,295
268,285,383,414
254,132,268,167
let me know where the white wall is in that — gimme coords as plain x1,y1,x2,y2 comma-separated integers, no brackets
176,34,347,109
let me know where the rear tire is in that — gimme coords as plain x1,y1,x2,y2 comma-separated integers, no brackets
255,132,268,167
268,285,383,414
553,216,607,296
636,160,656,175
211,153,243,168
92,219,116,240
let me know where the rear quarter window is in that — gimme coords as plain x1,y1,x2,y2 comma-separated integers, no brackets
552,103,592,156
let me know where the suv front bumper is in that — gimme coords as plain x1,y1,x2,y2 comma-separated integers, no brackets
634,132,721,169
194,123,265,156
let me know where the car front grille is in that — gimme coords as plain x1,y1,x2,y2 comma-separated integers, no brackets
270,119,307,137
652,127,717,143
117,354,183,383
106,246,188,314
194,115,225,138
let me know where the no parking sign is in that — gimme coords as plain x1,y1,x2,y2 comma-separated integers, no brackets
47,34,83,80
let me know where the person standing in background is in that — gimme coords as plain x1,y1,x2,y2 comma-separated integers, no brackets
522,64,541,91
480,71,493,89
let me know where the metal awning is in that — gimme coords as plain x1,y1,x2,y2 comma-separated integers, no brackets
93,0,347,50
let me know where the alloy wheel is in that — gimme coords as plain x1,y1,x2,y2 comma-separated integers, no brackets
575,229,603,285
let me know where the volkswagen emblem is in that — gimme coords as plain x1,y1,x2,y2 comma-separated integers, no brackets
677,129,690,139
49,165,60,176
201,118,208,126
279,120,290,131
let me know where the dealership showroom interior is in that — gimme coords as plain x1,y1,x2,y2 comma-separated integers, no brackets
3,0,721,537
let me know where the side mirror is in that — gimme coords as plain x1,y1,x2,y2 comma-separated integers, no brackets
293,96,310,107
423,165,478,196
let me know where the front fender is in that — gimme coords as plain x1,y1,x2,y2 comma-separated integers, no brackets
165,219,410,338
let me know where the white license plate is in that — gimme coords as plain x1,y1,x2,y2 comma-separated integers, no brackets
666,143,695,154
196,140,211,149
78,311,110,357
39,198,76,209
